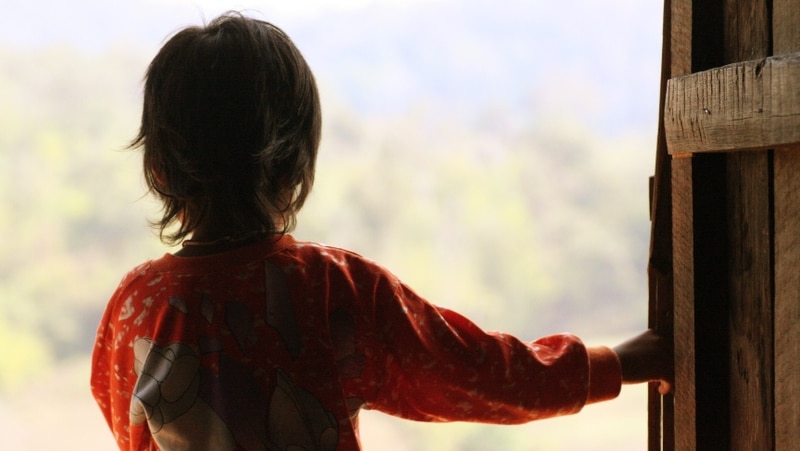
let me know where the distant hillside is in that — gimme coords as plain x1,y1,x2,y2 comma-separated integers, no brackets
289,0,663,133
4,0,663,134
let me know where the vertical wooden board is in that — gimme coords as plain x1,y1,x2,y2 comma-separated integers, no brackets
773,0,800,54
773,3,800,450
650,1,692,449
670,156,695,451
670,0,692,77
723,0,770,61
722,1,773,449
649,1,692,449
773,148,800,451
726,151,774,450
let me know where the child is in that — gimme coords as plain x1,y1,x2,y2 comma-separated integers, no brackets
91,12,671,451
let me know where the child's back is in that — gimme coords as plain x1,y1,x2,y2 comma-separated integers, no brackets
93,234,622,449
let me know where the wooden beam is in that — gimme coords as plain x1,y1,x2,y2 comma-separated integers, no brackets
772,2,800,449
670,155,694,451
723,2,774,449
726,150,774,450
648,0,691,449
773,148,800,451
664,53,800,155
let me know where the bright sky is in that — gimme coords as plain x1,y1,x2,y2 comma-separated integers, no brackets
0,0,444,50
158,0,439,17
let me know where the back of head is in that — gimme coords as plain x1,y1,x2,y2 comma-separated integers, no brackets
134,12,321,244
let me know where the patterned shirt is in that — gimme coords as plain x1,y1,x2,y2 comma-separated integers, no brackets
91,234,621,450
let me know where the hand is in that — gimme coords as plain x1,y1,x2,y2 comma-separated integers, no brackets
612,329,672,395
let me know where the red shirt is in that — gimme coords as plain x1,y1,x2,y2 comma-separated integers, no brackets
91,234,621,450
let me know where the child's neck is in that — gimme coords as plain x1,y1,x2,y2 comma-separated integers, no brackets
175,224,273,257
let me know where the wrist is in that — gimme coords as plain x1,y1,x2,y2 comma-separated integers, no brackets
586,346,622,404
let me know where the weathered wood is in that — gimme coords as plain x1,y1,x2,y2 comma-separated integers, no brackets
772,4,800,449
668,2,735,450
773,148,800,451
773,0,800,55
670,155,694,451
669,0,692,77
723,2,774,449
664,53,800,155
723,0,770,62
648,1,691,449
726,151,774,450
663,1,800,449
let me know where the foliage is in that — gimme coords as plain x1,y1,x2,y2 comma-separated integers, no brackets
0,44,160,389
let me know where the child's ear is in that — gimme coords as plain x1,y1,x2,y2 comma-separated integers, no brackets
149,167,174,196
153,168,167,188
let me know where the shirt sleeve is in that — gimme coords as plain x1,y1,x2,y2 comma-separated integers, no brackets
360,275,622,424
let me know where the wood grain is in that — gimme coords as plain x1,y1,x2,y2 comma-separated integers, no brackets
726,150,774,450
773,148,800,451
773,0,800,54
670,155,695,451
771,2,800,449
723,0,770,62
664,53,800,155
663,1,800,449
724,2,774,448
648,1,692,449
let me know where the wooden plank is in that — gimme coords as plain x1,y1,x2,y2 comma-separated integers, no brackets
670,155,695,451
648,1,691,449
773,0,800,54
669,0,692,77
723,0,770,62
772,3,800,449
726,151,774,450
724,2,774,449
664,53,800,155
773,148,800,451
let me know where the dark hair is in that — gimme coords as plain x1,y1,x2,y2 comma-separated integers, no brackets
132,12,321,245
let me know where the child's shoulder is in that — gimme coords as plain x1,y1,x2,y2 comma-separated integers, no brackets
289,239,362,257
114,260,156,290
286,238,392,276
289,239,375,264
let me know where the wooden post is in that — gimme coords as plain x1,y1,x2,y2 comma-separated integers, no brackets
773,149,800,451
647,1,680,449
772,1,800,449
722,1,774,449
669,154,694,451
647,0,691,448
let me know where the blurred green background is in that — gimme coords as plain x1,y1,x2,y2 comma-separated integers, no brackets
0,0,663,449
